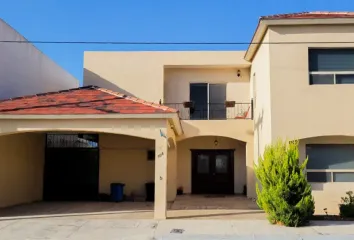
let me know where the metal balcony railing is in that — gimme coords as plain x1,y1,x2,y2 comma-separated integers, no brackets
164,100,253,120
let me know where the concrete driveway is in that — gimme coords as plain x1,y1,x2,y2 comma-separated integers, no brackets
0,217,354,239
0,195,265,220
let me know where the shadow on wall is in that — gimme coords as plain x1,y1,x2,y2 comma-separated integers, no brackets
254,109,264,160
179,120,253,143
83,68,137,97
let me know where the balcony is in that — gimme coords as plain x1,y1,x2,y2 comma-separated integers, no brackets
164,100,253,120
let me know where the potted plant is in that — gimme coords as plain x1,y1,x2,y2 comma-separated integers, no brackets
183,101,194,108
225,100,235,108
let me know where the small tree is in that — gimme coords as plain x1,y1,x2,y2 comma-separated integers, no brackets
255,140,315,227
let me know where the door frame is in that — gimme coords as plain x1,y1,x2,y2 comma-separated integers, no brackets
191,149,235,194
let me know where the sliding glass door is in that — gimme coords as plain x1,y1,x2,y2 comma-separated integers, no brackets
190,83,226,120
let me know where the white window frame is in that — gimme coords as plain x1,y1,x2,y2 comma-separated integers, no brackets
309,71,354,84
306,169,354,183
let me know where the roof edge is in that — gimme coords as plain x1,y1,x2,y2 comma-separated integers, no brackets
245,17,354,62
96,87,177,113
0,113,179,120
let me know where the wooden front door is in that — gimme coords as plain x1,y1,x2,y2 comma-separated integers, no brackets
192,150,234,194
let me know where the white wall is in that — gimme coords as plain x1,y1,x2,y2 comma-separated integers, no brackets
0,19,78,100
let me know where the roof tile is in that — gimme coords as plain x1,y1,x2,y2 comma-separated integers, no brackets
261,11,354,20
0,85,177,115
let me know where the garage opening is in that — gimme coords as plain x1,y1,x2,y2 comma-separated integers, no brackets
43,133,99,201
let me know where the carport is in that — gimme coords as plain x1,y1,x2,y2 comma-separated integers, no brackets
0,86,182,219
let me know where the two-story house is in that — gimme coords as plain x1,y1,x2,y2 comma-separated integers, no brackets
0,12,352,219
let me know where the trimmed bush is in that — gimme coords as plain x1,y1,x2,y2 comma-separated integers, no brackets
339,191,354,218
255,140,315,227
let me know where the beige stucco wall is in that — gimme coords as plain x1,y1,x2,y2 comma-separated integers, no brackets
267,25,354,140
299,136,354,215
167,123,177,202
99,133,155,197
180,120,253,143
0,118,167,141
179,120,255,197
250,31,272,161
0,118,168,200
177,136,246,194
84,51,250,103
84,51,255,199
164,68,250,104
0,133,45,208
250,24,354,213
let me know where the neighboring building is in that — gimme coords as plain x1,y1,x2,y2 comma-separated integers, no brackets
0,12,353,219
0,19,78,99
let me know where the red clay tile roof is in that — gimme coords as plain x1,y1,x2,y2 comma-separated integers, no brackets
261,11,354,20
0,85,177,115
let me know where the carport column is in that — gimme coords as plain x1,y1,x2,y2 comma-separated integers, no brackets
246,141,256,199
167,138,177,202
154,128,168,219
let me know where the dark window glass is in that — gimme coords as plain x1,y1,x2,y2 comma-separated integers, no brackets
215,155,228,173
190,83,208,120
307,172,332,182
336,74,354,84
209,84,226,120
333,172,354,182
197,154,209,174
309,49,354,72
306,144,354,170
310,74,334,85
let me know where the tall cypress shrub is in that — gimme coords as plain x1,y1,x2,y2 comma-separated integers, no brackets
255,140,315,227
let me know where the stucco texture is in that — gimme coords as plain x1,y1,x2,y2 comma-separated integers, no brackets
99,133,155,197
268,25,354,140
0,133,45,208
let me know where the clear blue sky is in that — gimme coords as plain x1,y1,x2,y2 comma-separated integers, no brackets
0,0,353,84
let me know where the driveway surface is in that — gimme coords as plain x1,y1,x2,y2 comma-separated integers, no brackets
0,217,353,239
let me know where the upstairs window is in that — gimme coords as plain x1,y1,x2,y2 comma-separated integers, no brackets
189,83,226,120
309,49,354,85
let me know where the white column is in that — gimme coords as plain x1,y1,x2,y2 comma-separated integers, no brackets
154,129,168,219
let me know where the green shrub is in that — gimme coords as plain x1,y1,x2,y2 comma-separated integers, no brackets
339,191,354,218
255,140,315,227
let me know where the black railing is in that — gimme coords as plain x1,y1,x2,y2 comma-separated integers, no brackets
164,101,253,120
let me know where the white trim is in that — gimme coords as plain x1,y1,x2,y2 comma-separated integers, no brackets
207,83,210,120
0,113,178,120
309,72,354,84
306,169,354,183
309,71,354,75
307,169,354,173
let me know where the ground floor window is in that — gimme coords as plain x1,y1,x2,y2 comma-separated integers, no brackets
306,144,354,183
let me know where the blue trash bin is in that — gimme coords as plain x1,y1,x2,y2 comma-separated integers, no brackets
110,183,125,202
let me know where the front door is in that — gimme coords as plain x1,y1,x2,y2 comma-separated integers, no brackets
192,150,234,194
